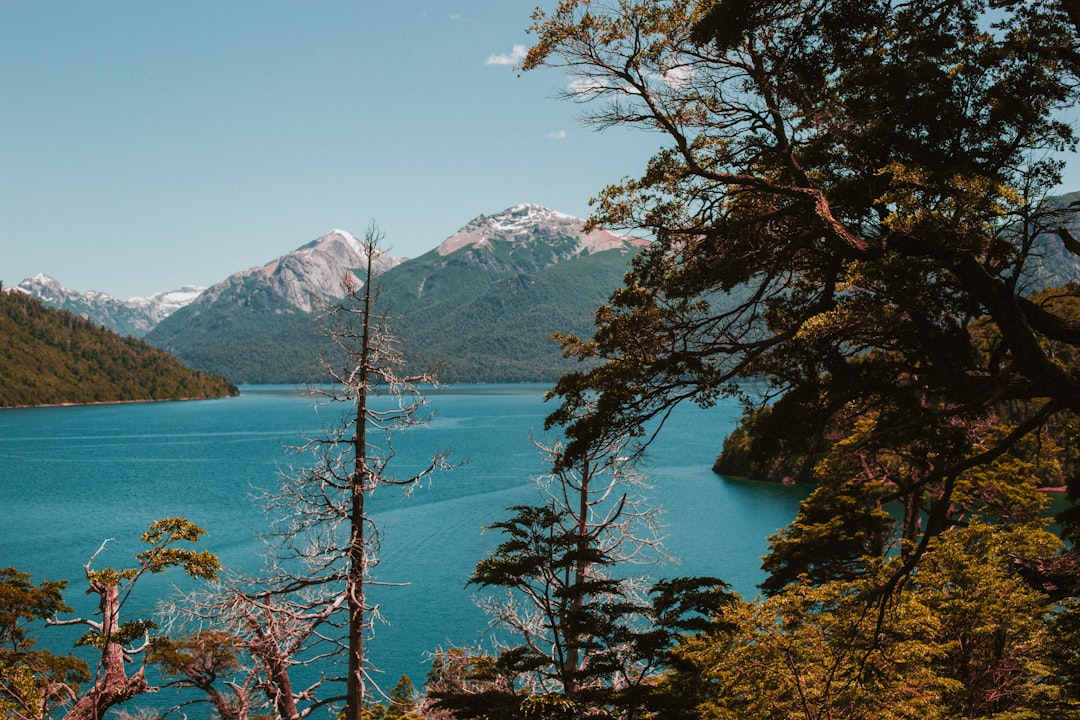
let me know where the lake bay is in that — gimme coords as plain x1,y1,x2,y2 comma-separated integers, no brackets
0,384,806,714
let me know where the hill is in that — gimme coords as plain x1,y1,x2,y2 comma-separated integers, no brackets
0,288,238,407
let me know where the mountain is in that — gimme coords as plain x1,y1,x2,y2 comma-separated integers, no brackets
0,289,237,407
195,228,406,312
11,274,203,338
1022,191,1080,290
377,204,649,381
146,228,408,384
146,205,648,384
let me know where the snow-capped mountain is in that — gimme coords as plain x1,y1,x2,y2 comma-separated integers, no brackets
11,274,204,338
194,228,406,313
145,204,649,384
18,205,648,383
436,203,646,259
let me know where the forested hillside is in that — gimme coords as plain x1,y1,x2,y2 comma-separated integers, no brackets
0,287,237,407
144,275,327,385
387,243,641,382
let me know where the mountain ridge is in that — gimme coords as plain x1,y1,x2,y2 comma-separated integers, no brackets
143,204,646,384
11,274,204,338
15,197,1080,385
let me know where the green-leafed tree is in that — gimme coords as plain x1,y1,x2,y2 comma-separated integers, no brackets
528,0,1080,591
0,569,88,720
0,519,219,720
361,675,423,720
431,409,734,719
148,631,249,720
664,521,1079,719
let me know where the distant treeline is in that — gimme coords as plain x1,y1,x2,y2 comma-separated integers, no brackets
0,287,237,407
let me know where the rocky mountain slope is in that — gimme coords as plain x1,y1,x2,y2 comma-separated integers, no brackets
12,274,202,337
145,204,646,384
194,228,405,312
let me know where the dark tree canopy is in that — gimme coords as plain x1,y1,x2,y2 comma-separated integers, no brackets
530,0,1080,588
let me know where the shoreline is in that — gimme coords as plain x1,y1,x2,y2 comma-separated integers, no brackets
0,391,240,411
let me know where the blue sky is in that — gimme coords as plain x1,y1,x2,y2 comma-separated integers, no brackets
3,2,1079,299
0,1,659,298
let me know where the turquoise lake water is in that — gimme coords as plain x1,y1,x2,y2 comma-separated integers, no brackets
0,384,807,714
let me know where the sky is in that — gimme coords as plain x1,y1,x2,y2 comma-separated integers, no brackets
0,1,661,298
3,2,1080,300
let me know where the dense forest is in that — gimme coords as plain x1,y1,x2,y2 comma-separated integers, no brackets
0,287,237,407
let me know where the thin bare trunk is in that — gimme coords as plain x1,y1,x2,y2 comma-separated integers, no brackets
347,237,376,720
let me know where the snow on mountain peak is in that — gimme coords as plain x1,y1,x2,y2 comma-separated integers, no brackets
29,272,61,286
11,274,204,335
436,203,644,257
326,228,363,254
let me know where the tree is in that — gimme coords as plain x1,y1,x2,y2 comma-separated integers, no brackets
0,569,88,720
148,631,249,720
433,433,660,717
664,521,1079,719
432,413,733,718
0,518,219,720
167,225,450,720
361,675,423,720
528,0,1080,591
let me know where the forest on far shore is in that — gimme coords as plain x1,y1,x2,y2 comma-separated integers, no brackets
0,287,237,408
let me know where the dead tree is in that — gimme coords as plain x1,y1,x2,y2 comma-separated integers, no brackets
164,225,450,720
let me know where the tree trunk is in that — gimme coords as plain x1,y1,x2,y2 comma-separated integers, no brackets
346,246,375,720
63,583,149,720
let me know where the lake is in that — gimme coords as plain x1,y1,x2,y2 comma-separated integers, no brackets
0,384,806,714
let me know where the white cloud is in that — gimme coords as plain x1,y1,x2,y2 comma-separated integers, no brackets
569,76,641,97
546,130,568,140
485,43,527,66
660,64,696,89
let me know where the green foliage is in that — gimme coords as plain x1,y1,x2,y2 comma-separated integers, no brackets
75,619,158,649
0,568,71,650
360,676,423,720
666,522,1078,720
0,289,237,407
136,517,222,580
760,478,894,595
0,569,90,720
148,631,240,681
146,287,330,384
